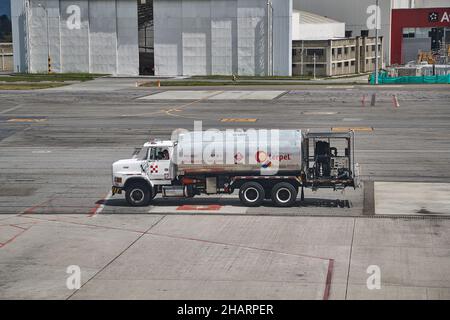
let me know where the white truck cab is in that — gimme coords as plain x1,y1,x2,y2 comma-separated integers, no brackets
112,140,175,205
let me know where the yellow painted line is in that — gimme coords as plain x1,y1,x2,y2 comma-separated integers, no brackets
221,118,258,123
7,118,47,123
332,127,373,132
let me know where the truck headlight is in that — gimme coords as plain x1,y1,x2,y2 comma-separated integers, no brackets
114,177,122,183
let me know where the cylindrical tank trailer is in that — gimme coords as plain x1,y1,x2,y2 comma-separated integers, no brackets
173,130,303,176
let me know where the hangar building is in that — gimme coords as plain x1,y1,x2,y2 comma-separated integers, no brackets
11,0,450,76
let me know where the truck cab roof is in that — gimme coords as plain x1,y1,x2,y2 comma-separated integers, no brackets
143,140,174,148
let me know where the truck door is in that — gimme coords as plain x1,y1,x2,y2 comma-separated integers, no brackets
147,146,171,181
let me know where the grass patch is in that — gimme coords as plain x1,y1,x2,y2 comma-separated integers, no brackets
0,73,105,83
0,82,69,90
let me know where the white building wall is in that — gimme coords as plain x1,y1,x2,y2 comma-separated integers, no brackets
12,0,139,75
11,0,28,72
117,0,139,75
154,0,182,75
89,0,117,74
394,0,450,8
292,12,345,40
154,0,292,76
293,0,392,65
272,0,292,76
60,0,90,73
413,0,450,8
211,0,235,75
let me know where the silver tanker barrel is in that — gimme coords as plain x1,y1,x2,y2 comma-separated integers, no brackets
172,129,302,176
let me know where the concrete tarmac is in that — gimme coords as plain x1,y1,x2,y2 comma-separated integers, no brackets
1,83,450,299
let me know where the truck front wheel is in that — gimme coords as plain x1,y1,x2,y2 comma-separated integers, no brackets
125,181,151,206
271,182,298,207
239,182,265,207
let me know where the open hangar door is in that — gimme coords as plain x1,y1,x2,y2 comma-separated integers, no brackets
402,27,450,64
138,0,154,75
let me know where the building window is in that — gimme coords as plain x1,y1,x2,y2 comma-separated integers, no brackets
403,27,415,38
337,62,342,67
306,49,324,56
344,61,349,67
344,47,348,54
351,46,355,52
337,48,342,55
332,48,335,56
361,30,369,37
345,30,353,38
351,60,355,66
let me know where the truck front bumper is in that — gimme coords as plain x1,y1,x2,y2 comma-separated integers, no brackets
112,186,123,195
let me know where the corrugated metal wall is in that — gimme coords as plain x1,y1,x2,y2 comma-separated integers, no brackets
13,0,139,75
154,0,292,76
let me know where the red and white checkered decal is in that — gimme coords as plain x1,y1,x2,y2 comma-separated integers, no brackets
149,164,158,173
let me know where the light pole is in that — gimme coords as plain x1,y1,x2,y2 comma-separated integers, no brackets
267,1,273,76
374,0,379,84
313,53,316,80
38,3,50,73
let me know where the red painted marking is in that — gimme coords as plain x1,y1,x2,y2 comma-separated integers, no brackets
88,192,110,217
21,198,52,215
88,202,103,217
0,224,33,249
322,259,334,300
176,205,222,211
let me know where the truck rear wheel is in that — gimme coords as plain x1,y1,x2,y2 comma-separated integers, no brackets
125,181,151,206
239,182,265,207
271,182,298,207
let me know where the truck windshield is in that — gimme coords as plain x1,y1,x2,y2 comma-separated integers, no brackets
136,147,149,160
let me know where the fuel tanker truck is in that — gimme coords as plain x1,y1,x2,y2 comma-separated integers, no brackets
111,130,358,207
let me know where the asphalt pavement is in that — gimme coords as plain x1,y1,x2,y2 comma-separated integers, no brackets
0,81,449,299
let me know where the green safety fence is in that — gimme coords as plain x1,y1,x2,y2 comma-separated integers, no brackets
369,71,450,84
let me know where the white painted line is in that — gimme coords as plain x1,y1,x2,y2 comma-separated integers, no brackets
0,105,24,115
89,191,112,217
326,86,354,89
303,111,338,115
363,85,404,88
342,118,362,121
210,90,285,100
139,90,222,100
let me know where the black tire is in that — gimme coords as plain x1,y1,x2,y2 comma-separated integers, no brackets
150,186,157,200
125,181,151,206
271,182,298,207
239,182,265,207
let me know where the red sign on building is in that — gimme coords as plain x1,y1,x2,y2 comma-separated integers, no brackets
391,7,450,65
